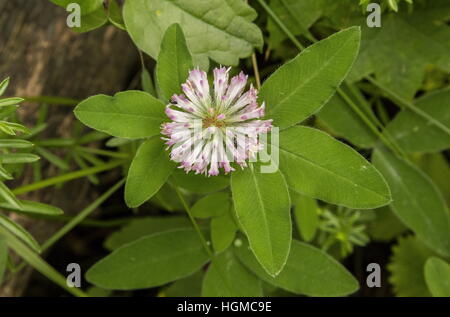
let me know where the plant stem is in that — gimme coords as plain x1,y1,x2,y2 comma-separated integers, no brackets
173,185,213,258
0,226,88,297
41,179,125,250
76,146,130,159
257,0,305,50
12,160,124,195
366,76,450,136
251,53,262,89
22,96,79,105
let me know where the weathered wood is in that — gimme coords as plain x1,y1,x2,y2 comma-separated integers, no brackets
0,0,138,296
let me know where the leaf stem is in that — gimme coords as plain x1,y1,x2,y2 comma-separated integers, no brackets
366,76,450,136
251,53,262,90
12,160,125,195
173,185,213,258
257,0,305,50
22,96,80,105
41,179,125,250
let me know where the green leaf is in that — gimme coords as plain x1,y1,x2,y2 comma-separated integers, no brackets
280,126,391,209
0,139,33,149
35,147,69,170
0,78,9,96
0,200,64,216
108,0,126,30
104,216,191,250
0,153,40,164
345,1,450,100
231,166,291,277
0,236,7,283
267,0,324,48
171,169,229,194
385,89,450,153
0,181,22,210
202,250,262,297
292,193,319,242
123,0,263,69
74,91,166,139
211,209,238,253
373,147,450,256
191,192,230,219
0,225,85,297
125,137,175,208
260,27,360,129
51,0,108,33
0,166,12,180
413,153,450,205
151,183,184,212
367,206,407,242
0,214,40,253
424,257,450,297
317,93,376,149
235,239,359,296
156,24,193,101
86,228,209,290
388,236,434,297
140,68,156,96
0,97,24,108
163,271,203,297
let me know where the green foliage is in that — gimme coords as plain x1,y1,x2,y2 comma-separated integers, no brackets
261,27,361,129
0,236,7,283
104,216,191,250
346,0,450,100
202,250,263,297
317,207,371,258
124,137,175,208
0,214,41,253
24,0,450,298
386,89,450,153
280,126,391,209
388,236,435,297
373,147,450,256
292,193,319,242
211,210,238,253
123,0,263,69
86,229,209,290
156,24,193,101
235,238,359,296
74,91,166,139
231,167,291,277
191,192,230,219
424,257,450,297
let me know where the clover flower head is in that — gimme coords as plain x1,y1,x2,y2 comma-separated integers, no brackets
161,67,272,176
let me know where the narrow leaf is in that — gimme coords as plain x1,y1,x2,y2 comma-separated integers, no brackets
260,27,361,129
373,147,450,256
231,166,291,277
234,239,359,296
191,192,230,219
424,257,450,297
0,214,40,253
74,91,166,139
86,228,209,290
280,126,391,209
0,200,63,216
202,250,262,297
125,137,175,208
104,216,191,250
156,24,193,101
211,209,237,253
